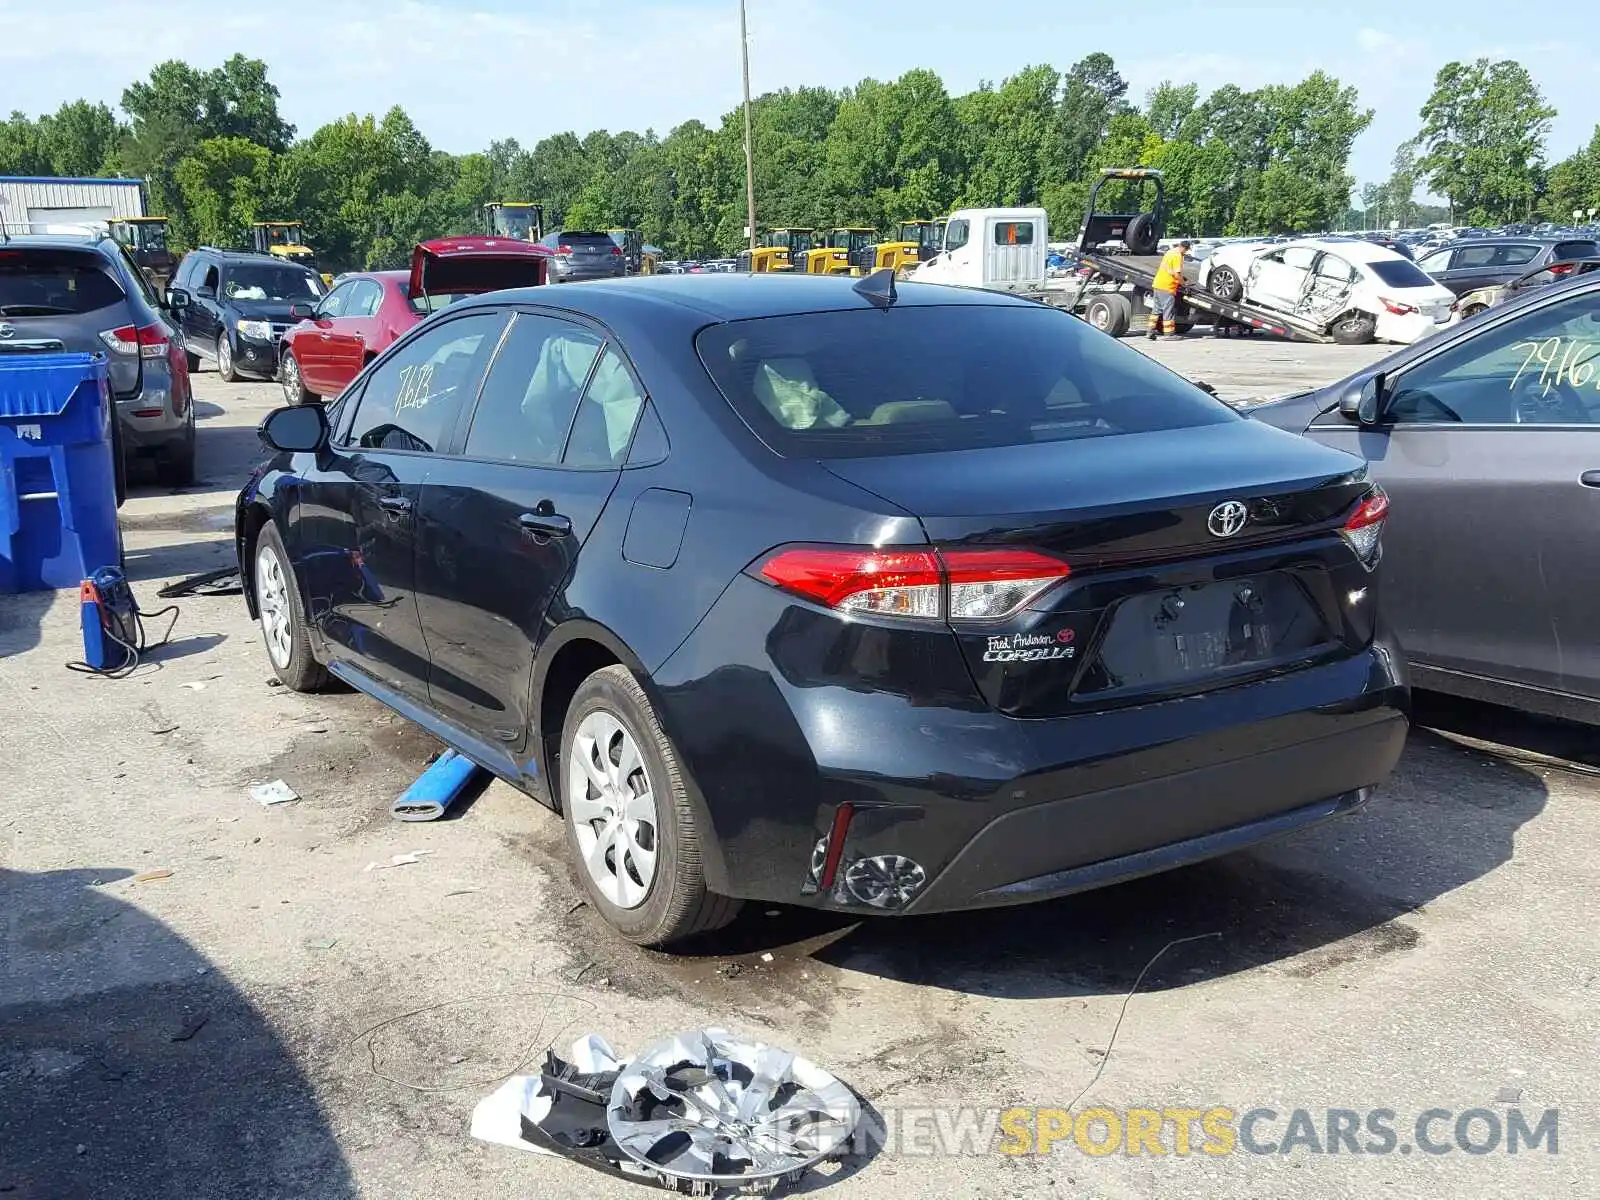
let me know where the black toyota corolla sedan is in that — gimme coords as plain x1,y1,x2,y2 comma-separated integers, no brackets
236,273,1409,947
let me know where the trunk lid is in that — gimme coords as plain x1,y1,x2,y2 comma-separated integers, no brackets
408,236,551,299
823,422,1379,717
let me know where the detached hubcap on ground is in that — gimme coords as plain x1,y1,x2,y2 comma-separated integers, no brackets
569,711,659,909
256,546,292,669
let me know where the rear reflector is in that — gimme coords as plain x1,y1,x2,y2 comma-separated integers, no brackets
817,803,855,891
1340,486,1389,570
752,545,1070,621
99,322,170,359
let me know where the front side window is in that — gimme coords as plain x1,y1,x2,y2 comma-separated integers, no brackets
1455,245,1499,269
1281,246,1319,271
944,220,970,252
317,282,355,319
1387,288,1600,426
463,314,602,465
1418,249,1452,273
344,312,505,453
697,304,1235,459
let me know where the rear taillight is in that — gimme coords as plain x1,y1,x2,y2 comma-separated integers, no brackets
99,322,170,359
752,545,1071,621
610,246,623,256
1550,263,1574,276
1340,486,1389,570
556,245,573,255
1379,297,1417,316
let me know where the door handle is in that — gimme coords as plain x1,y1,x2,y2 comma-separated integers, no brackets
1580,471,1600,488
377,495,413,515
518,510,572,538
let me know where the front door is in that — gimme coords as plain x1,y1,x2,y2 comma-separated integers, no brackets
184,259,222,357
1308,284,1600,699
296,280,356,395
415,312,646,748
1248,246,1317,311
292,309,507,700
324,278,384,393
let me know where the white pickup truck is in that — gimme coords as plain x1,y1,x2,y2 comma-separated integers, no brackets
910,207,1049,294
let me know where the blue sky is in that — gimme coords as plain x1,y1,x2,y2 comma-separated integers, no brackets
0,0,1588,194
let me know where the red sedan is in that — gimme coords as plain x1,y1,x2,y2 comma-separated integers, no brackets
278,237,551,404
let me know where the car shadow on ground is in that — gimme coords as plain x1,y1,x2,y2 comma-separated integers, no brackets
125,422,267,506
0,866,354,1199
0,591,55,659
662,694,1551,1002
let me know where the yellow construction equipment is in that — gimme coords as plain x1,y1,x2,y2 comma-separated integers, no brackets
109,216,177,290
801,228,876,275
484,202,545,242
737,228,815,273
852,220,946,275
251,222,317,268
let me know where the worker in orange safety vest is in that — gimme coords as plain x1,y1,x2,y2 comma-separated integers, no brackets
1147,240,1192,340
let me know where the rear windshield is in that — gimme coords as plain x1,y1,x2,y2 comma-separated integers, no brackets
558,233,615,248
1554,241,1600,261
1366,258,1435,289
696,304,1236,459
0,248,124,315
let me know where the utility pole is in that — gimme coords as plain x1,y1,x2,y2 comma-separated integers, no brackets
739,0,757,252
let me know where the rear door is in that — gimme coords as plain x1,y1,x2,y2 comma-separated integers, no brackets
0,244,140,398
1304,252,1358,323
1306,283,1600,698
415,311,646,747
290,310,507,701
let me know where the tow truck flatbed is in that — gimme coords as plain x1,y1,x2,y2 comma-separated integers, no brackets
1066,251,1334,343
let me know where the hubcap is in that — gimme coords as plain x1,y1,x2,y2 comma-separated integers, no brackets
282,354,299,398
255,544,293,669
1090,307,1109,330
567,710,659,909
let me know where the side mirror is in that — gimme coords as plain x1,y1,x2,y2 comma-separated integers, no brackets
1339,375,1383,426
288,302,314,321
167,288,191,310
194,284,216,299
258,403,329,453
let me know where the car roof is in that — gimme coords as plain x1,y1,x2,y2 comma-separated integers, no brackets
0,232,116,254
459,273,1040,324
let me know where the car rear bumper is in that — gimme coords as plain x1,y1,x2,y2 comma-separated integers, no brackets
650,576,1410,914
116,376,189,454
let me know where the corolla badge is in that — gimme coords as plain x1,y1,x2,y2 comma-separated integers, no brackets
1207,500,1249,538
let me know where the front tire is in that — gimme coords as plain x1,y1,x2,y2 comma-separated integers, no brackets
560,665,741,946
280,349,317,405
217,334,239,383
1209,265,1243,301
253,521,329,692
1332,312,1378,345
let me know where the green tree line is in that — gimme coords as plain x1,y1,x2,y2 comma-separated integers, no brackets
0,52,1589,272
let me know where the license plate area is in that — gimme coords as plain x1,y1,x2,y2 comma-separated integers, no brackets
1074,573,1330,697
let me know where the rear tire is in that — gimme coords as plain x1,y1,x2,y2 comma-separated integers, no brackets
154,431,196,488
253,521,329,693
560,664,742,947
1209,266,1243,301
1332,312,1378,345
1085,294,1133,338
184,347,201,373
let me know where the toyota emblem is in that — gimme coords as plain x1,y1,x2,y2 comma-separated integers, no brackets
1207,500,1249,538
0,323,14,339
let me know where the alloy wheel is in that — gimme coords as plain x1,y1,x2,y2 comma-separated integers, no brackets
255,544,293,669
568,710,659,909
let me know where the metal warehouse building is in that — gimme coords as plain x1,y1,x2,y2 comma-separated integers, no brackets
0,176,147,231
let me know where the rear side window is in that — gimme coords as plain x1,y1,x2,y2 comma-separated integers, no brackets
1491,244,1539,267
0,248,124,315
696,304,1235,459
464,314,601,465
994,222,1034,246
1366,258,1435,288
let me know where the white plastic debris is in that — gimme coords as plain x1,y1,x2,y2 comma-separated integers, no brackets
364,850,433,871
250,780,299,806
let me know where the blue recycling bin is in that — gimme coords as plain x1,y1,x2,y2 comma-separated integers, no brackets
0,352,122,593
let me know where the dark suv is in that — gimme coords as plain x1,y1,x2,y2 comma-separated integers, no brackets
0,230,195,488
1417,237,1600,296
168,248,325,382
